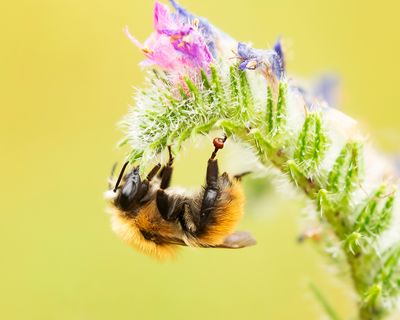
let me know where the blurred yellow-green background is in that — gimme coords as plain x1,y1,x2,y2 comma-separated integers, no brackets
1,0,400,319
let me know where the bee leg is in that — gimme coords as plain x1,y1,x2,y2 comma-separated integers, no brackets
146,163,161,181
156,191,183,221
157,166,165,179
199,136,227,226
156,168,177,219
178,202,198,233
199,158,219,221
156,146,179,220
135,163,162,204
210,135,227,160
159,146,174,189
157,146,174,188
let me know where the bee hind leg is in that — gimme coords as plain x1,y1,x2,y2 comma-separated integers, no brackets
199,157,219,221
198,136,227,228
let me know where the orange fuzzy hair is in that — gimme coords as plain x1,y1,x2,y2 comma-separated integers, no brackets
110,201,183,260
187,179,245,246
110,177,245,259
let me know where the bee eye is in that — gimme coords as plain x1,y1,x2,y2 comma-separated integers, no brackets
117,167,142,210
122,169,141,194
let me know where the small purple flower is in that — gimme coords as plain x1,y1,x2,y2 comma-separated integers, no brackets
273,38,285,70
125,1,212,75
237,42,285,80
291,74,341,110
313,74,340,109
168,0,217,57
237,43,261,70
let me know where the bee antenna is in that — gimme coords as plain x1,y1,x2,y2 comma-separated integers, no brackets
108,162,118,189
110,162,118,177
113,161,129,192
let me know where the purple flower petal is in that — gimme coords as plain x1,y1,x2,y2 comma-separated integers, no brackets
313,74,341,108
237,42,255,59
239,61,249,70
169,0,218,57
154,2,177,32
126,1,213,78
169,0,193,22
237,42,284,79
269,52,284,79
273,39,284,61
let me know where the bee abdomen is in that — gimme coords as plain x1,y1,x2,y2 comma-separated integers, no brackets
195,180,245,246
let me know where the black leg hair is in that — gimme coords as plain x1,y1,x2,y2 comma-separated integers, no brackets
146,163,161,181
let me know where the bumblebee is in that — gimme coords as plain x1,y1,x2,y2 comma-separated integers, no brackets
106,136,256,259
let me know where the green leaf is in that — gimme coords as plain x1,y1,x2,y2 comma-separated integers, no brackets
354,185,386,233
328,143,351,193
371,193,395,235
275,82,287,130
200,69,211,90
265,85,274,133
286,160,318,197
294,113,315,163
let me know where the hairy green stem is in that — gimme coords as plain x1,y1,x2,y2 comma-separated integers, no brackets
121,67,399,319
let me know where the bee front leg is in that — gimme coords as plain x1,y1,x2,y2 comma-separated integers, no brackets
156,146,179,220
146,163,161,181
136,163,162,204
158,145,174,189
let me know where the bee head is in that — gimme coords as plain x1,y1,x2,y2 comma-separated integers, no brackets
112,163,146,213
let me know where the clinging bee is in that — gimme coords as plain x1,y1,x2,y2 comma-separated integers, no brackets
106,136,256,259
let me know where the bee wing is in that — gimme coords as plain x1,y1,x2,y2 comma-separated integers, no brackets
157,232,257,249
156,236,187,246
215,231,257,249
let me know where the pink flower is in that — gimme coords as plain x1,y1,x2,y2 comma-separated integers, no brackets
125,2,212,74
